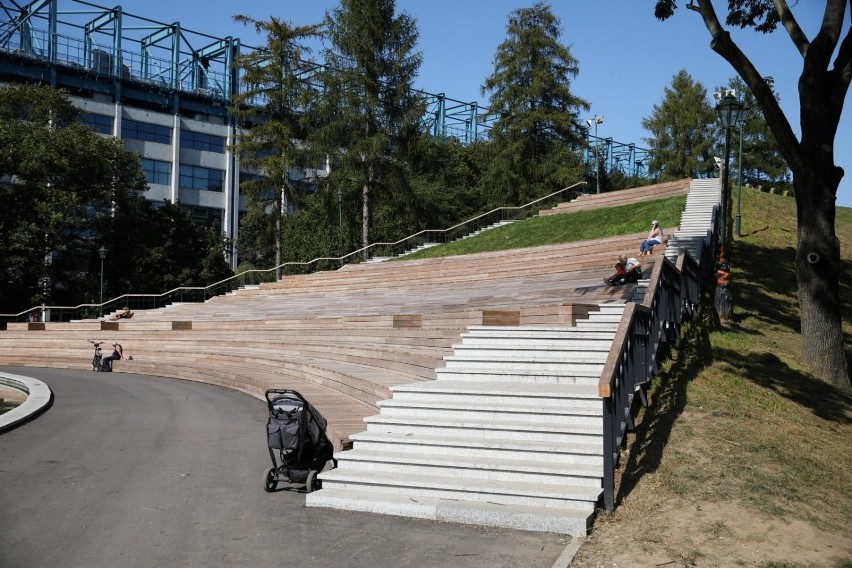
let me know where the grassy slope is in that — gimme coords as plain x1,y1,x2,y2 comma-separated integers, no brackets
398,195,686,260
403,187,851,566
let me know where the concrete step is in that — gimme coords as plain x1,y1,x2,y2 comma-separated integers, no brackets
334,449,603,485
462,328,616,340
434,367,601,384
348,430,603,464
388,380,599,406
305,488,593,535
374,400,602,427
454,337,614,349
364,415,602,444
443,355,608,370
583,313,623,323
453,337,612,355
312,470,602,510
573,322,620,331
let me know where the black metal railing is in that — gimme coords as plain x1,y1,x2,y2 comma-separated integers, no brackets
1,181,587,323
598,191,719,510
599,248,704,511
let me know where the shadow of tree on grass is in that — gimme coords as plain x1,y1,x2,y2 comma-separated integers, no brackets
613,295,851,507
614,299,715,506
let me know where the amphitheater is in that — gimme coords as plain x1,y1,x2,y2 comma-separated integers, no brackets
0,178,719,537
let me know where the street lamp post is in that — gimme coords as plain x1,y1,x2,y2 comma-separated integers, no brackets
586,115,604,194
98,246,107,319
715,93,745,249
713,92,745,323
735,113,746,237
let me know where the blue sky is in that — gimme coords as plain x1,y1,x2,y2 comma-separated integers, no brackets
133,0,851,207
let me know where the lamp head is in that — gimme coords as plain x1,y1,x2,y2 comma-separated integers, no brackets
716,93,745,128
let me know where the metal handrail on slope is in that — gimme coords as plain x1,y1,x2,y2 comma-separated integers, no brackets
0,181,588,323
598,201,717,511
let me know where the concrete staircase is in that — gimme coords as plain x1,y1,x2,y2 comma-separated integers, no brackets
306,304,625,535
664,178,721,262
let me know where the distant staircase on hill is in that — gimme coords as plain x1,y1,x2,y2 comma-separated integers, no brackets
538,178,691,217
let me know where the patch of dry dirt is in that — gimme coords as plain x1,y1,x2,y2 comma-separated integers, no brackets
571,496,851,567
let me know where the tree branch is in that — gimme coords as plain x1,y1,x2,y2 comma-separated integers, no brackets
694,0,803,173
836,23,852,90
771,0,809,56
802,0,847,76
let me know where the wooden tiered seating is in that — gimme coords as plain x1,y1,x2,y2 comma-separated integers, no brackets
538,178,690,217
0,234,654,450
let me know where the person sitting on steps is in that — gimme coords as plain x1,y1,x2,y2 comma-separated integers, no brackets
110,306,133,321
639,220,664,256
101,341,123,372
604,255,642,286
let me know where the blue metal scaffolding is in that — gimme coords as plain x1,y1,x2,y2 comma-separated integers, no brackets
1,0,649,176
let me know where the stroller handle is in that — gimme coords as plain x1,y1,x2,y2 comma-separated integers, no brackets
264,388,309,406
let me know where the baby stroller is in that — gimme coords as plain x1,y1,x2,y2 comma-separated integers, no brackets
263,389,336,493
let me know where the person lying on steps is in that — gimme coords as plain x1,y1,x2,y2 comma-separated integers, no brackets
604,255,642,286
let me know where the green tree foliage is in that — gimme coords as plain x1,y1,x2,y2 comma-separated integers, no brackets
314,0,425,258
642,69,717,180
0,84,232,314
481,2,589,205
231,15,322,277
407,135,487,228
654,1,850,392
101,201,233,297
719,77,789,187
0,84,148,310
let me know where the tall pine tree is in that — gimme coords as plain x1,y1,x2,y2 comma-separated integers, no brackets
642,69,717,180
481,2,589,205
231,15,322,277
313,0,424,259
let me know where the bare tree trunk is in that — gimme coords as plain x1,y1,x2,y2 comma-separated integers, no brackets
794,173,850,394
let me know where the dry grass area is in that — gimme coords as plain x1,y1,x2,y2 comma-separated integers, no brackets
571,189,852,568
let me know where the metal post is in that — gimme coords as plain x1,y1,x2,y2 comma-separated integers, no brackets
587,116,604,194
715,92,744,248
722,127,732,249
735,122,744,237
594,121,600,194
336,189,343,258
98,246,107,318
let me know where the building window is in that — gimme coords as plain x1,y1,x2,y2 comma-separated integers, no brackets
179,164,224,192
121,119,172,145
180,205,223,229
80,112,113,135
181,129,225,153
141,158,171,185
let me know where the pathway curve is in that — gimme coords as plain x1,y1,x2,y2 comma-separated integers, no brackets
0,366,570,568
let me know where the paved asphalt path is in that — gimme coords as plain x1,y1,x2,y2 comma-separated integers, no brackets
0,367,571,568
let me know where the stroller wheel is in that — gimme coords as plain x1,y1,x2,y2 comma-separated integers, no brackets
263,467,278,493
306,470,318,493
